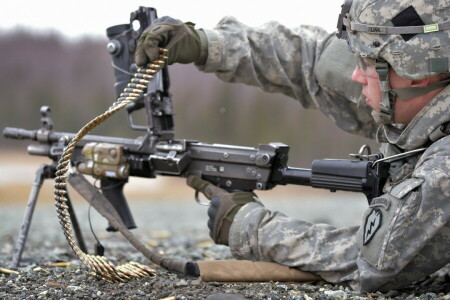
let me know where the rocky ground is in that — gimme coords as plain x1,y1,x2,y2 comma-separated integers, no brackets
0,194,449,299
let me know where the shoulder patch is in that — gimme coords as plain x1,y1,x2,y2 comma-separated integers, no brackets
363,209,382,245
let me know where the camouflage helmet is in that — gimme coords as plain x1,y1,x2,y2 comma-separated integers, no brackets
336,0,450,124
337,0,450,80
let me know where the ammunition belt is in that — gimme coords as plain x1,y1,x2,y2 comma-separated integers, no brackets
54,49,168,282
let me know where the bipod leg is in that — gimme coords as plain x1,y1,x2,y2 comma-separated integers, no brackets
9,163,88,267
65,193,88,253
10,164,47,268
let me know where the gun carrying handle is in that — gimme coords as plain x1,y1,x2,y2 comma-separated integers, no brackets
100,178,137,232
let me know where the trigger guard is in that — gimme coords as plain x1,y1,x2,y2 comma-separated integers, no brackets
195,190,210,206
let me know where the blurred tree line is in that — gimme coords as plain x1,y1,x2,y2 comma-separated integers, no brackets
0,30,377,166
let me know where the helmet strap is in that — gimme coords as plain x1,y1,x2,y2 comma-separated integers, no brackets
392,78,450,100
372,60,450,124
374,60,396,124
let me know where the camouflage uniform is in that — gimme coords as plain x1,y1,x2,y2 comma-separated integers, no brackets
196,17,450,292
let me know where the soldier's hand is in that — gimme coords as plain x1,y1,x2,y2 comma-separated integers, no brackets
187,175,257,246
135,16,207,66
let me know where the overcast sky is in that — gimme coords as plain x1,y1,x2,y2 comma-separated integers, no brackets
1,0,342,40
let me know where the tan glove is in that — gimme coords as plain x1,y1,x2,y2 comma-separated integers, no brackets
135,16,207,66
187,175,258,246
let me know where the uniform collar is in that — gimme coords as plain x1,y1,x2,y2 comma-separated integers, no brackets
376,85,450,150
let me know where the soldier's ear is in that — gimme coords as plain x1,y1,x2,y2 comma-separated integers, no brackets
411,78,430,88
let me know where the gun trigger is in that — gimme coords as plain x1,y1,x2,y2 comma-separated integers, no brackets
195,190,210,206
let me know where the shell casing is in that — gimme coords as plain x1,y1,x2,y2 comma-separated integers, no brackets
127,267,147,277
146,63,162,69
67,141,77,148
54,182,67,189
60,210,70,217
136,68,157,75
159,48,169,52
87,259,103,274
59,218,71,227
127,83,146,89
55,175,68,182
0,268,20,276
119,92,140,98
133,73,153,80
54,194,68,201
79,127,89,135
115,100,133,107
150,60,165,65
55,169,66,177
131,78,150,84
129,261,155,274
56,161,70,170
118,96,138,102
63,147,74,155
55,202,69,210
121,264,143,275
123,88,144,94
54,189,67,196
46,262,71,268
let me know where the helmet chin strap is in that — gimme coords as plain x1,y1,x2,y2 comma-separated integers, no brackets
373,59,396,124
371,59,450,125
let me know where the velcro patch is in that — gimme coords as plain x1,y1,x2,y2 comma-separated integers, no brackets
391,6,425,41
429,57,450,73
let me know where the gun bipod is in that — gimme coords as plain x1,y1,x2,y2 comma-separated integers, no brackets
10,163,87,268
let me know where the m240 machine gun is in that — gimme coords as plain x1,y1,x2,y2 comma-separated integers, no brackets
3,6,391,282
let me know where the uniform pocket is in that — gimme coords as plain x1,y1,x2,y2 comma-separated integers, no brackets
358,178,424,271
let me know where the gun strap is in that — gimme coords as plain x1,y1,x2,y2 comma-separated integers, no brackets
68,172,193,275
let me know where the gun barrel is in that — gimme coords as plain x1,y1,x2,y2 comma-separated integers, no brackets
4,127,148,152
3,127,37,140
4,127,76,144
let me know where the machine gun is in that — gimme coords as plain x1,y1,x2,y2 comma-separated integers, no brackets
3,6,391,281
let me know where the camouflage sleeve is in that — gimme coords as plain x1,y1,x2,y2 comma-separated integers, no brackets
229,137,450,292
196,16,378,138
355,137,450,292
228,202,361,286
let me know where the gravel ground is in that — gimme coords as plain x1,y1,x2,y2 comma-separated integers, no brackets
0,194,449,300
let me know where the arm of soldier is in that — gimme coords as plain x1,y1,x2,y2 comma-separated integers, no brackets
197,16,376,138
197,16,333,105
229,144,450,292
355,143,450,292
228,202,361,286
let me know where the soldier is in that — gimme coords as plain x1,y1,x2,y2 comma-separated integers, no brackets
136,0,450,292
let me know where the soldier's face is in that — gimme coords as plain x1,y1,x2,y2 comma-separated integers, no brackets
351,61,382,115
351,61,431,124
